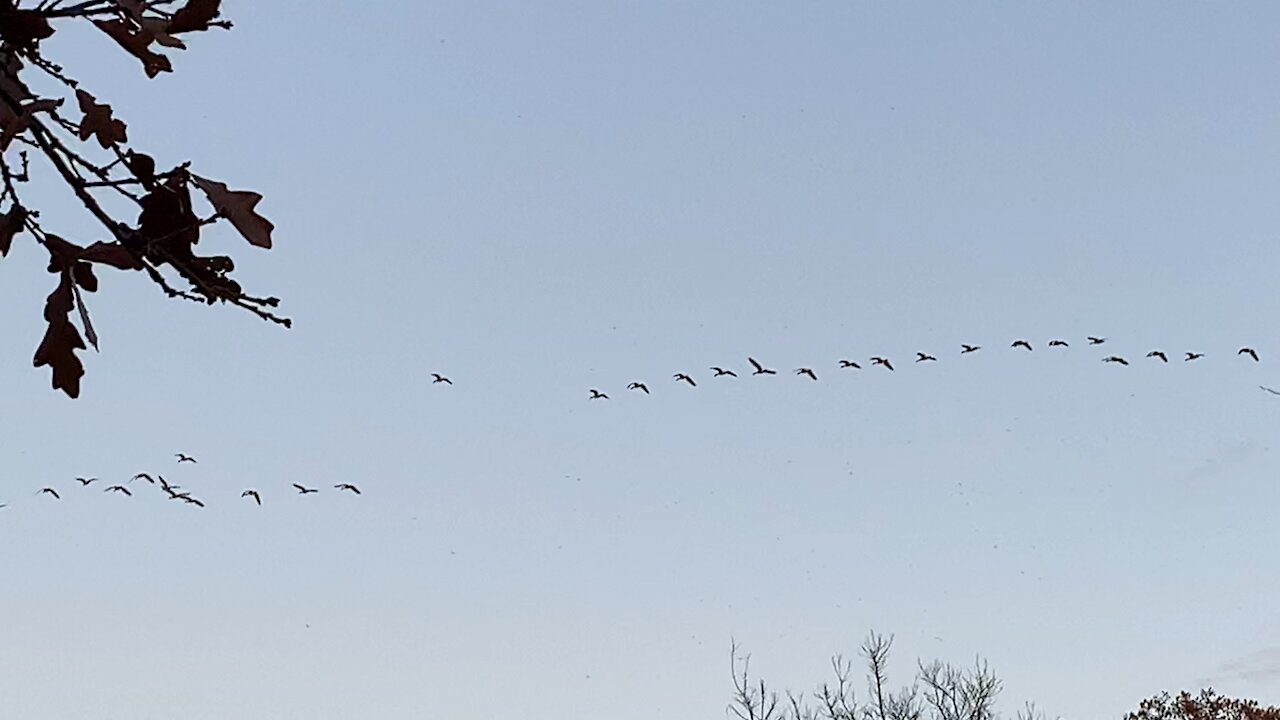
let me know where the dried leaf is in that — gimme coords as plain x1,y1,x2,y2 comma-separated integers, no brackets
75,90,127,148
0,8,54,50
72,261,99,292
0,104,29,151
71,282,99,352
0,205,26,257
141,17,187,49
82,241,143,270
94,19,173,78
43,271,73,323
168,0,222,34
191,174,274,249
33,311,86,399
138,181,200,253
42,233,84,273
125,151,156,186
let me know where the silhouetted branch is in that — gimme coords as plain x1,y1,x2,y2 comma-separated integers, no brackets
2,0,289,395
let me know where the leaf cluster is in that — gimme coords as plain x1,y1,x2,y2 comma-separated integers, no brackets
1,0,287,398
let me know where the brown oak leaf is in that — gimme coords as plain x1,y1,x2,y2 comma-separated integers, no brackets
0,205,26,257
76,90,128,148
140,18,187,49
191,174,274,249
168,0,223,34
138,179,200,256
93,19,173,78
82,241,143,270
0,7,54,50
43,233,84,273
71,282,99,351
33,305,87,399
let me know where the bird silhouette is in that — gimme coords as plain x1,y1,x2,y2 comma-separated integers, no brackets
168,491,192,501
104,485,132,496
130,473,155,484
175,453,197,463
748,357,777,375
916,352,937,363
1102,356,1129,365
1239,347,1260,362
960,344,980,354
158,476,178,493
335,483,362,495
674,373,697,387
838,359,862,369
38,487,60,500
293,483,319,495
1088,336,1106,345
626,382,650,394
242,490,262,506
75,477,98,486
710,367,738,377
1261,385,1280,396
1011,340,1033,351
1048,339,1069,347
589,389,609,400
1146,350,1168,362
795,368,818,381
431,373,453,385
182,496,205,508
1185,352,1205,361
871,356,894,371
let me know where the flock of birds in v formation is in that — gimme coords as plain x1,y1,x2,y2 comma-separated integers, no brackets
6,338,1270,511
421,337,1275,400
0,453,362,512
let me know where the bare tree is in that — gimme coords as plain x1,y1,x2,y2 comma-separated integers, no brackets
728,632,1051,720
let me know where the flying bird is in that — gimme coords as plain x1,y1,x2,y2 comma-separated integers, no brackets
175,453,197,463
795,368,818,381
38,487,60,500
1239,347,1260,362
104,485,132,496
158,475,178,493
1185,352,1205,361
168,491,192,501
673,373,697,387
1146,350,1168,362
960,344,980,354
293,483,319,495
1048,339,1069,347
589,389,609,400
916,352,937,363
748,357,777,375
871,356,894,371
1088,337,1106,345
1011,340,1032,351
75,477,98,486
242,490,262,506
431,373,453,385
182,496,205,508
626,382,650,394
130,473,155,484
710,367,738,377
1261,385,1280,396
838,359,862,369
335,483,362,495
1102,356,1129,365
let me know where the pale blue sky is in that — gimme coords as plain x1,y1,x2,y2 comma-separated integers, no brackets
3,2,1280,718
